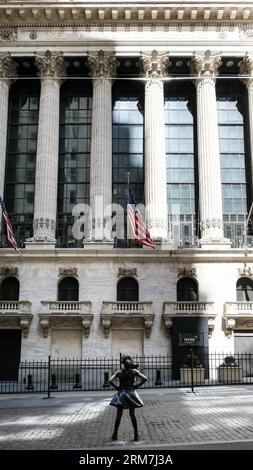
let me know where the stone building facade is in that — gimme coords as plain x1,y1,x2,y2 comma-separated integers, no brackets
1,1,253,371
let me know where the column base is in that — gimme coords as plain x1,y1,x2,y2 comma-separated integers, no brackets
25,238,56,250
146,238,174,250
200,238,231,250
83,239,114,250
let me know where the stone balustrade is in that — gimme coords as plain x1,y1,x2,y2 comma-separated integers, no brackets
0,300,32,337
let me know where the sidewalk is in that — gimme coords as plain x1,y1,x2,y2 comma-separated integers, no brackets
0,386,253,450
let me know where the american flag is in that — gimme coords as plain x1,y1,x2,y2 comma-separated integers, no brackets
0,197,20,254
127,190,156,249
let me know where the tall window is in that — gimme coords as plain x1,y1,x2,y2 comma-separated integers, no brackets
112,82,144,244
164,82,198,246
236,277,253,301
0,277,20,301
4,81,39,246
117,277,139,301
58,277,79,301
217,81,249,244
177,277,198,301
57,81,92,247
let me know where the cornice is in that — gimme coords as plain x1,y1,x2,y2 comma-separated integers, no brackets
1,247,253,263
0,4,253,28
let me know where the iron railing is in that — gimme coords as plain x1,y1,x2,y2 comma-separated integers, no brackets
1,352,253,394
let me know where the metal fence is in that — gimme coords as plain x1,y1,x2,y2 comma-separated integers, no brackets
1,352,253,394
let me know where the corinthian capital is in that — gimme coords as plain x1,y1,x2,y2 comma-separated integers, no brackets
35,50,67,79
0,53,17,82
141,50,169,78
240,53,253,88
88,50,117,79
191,50,222,79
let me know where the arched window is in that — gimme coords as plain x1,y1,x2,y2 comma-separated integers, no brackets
117,277,139,301
236,277,253,301
0,277,20,301
177,277,198,301
58,277,79,301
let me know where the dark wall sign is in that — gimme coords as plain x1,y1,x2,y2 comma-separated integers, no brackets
178,333,203,347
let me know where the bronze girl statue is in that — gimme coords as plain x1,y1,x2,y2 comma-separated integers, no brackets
108,354,147,441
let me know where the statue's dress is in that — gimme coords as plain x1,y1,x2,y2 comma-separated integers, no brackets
110,369,144,409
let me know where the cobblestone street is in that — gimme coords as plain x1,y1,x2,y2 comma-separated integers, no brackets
0,386,253,450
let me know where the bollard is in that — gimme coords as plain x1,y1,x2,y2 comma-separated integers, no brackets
50,373,58,390
103,371,111,388
73,372,82,389
25,374,35,391
154,369,163,386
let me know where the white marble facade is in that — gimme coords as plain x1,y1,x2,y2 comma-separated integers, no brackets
1,1,253,360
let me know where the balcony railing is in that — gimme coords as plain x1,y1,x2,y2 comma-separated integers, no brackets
0,301,32,337
39,301,93,338
0,301,31,314
223,302,253,336
101,301,153,315
163,301,214,315
40,301,91,315
101,301,154,338
163,301,216,337
224,302,253,315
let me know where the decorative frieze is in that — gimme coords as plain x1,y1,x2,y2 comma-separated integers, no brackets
0,31,17,42
118,268,137,278
238,265,253,278
178,267,197,278
58,267,78,277
0,267,18,277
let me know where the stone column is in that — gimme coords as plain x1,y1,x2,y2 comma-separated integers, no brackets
0,54,17,209
29,51,66,245
191,50,229,246
87,51,117,243
141,50,169,240
240,54,253,200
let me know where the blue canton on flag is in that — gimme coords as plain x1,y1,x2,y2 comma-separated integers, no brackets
127,190,156,249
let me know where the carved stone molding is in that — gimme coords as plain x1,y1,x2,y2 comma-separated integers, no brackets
0,314,32,337
39,318,50,338
238,265,253,278
101,316,112,338
162,314,173,338
81,314,94,338
240,53,253,88
208,318,215,338
141,50,169,78
33,217,56,231
0,267,18,277
191,50,222,82
143,314,155,338
200,217,223,231
0,31,17,42
20,316,32,338
58,267,78,277
178,267,197,278
35,50,67,79
118,268,137,278
88,50,117,79
0,53,17,82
